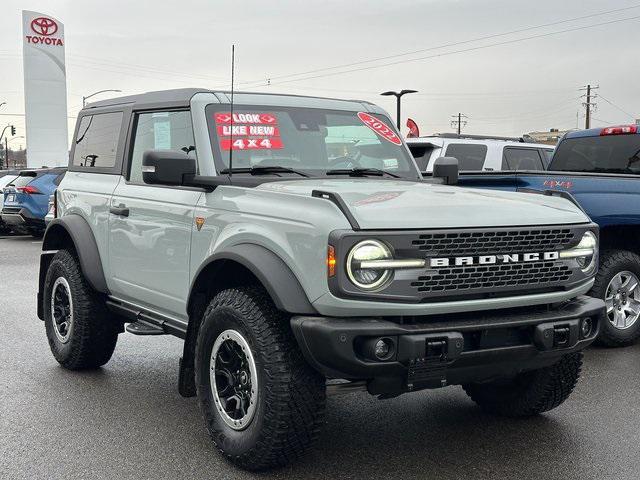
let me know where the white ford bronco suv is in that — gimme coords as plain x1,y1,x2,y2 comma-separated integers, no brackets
39,88,604,470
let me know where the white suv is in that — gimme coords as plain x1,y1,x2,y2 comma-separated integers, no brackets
406,134,555,172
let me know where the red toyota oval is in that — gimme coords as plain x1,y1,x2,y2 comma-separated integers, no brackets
357,112,402,145
31,17,58,36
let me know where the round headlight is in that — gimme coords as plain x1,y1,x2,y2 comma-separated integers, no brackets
575,231,597,272
346,240,393,290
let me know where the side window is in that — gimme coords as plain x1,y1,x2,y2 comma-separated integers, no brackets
408,145,437,171
502,148,544,171
129,111,196,184
541,149,554,168
73,112,123,168
444,143,487,170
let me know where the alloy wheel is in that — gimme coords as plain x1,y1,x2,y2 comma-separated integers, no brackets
51,277,74,343
605,271,640,330
210,329,258,430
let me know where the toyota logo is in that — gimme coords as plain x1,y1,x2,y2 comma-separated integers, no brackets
31,17,58,36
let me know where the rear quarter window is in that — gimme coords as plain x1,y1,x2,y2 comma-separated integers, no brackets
71,111,124,173
501,148,544,170
444,143,487,171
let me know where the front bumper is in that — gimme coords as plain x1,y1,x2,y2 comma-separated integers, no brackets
291,295,604,395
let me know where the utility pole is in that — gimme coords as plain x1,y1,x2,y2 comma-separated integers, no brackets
451,113,468,134
580,84,598,129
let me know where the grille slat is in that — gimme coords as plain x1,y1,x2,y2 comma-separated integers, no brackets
413,228,575,257
413,261,571,293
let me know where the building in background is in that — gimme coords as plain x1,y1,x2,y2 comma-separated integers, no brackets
526,128,574,145
22,10,68,168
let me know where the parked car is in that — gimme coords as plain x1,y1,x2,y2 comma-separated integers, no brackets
0,170,19,234
407,133,555,172
1,168,66,237
38,88,603,470
452,124,640,346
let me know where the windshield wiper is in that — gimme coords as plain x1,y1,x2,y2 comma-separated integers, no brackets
219,166,309,177
325,167,401,178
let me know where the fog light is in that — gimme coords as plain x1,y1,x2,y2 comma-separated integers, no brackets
580,318,593,338
374,339,391,359
360,337,395,361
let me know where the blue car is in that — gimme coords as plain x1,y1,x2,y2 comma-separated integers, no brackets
1,168,66,236
454,124,640,346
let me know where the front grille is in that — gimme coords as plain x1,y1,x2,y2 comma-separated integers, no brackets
405,227,581,299
412,260,572,294
412,228,576,257
330,225,591,303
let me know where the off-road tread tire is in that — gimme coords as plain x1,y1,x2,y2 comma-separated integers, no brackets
195,286,326,471
44,249,117,369
463,352,582,417
589,249,640,347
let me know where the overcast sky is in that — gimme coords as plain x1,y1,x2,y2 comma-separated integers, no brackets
2,0,640,146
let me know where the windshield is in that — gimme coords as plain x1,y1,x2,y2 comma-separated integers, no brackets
206,105,419,179
550,134,640,174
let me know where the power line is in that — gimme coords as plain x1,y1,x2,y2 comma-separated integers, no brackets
598,93,637,119
236,11,640,88
235,4,640,87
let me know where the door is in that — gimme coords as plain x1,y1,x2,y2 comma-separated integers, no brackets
108,110,201,319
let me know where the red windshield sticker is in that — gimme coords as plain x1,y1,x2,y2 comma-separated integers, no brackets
215,112,278,125
357,112,402,145
220,137,284,151
217,125,280,137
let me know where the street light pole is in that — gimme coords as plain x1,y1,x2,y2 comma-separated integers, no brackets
380,89,418,130
82,89,122,107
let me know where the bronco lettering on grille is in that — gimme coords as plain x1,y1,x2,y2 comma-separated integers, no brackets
429,251,559,268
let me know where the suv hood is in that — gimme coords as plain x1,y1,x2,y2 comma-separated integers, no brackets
256,179,590,229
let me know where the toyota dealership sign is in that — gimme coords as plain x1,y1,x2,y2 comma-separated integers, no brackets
22,11,68,167
26,16,64,46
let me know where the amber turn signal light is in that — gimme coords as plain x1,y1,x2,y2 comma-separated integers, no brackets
327,245,336,277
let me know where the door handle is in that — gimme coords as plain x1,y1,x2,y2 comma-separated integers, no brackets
110,205,130,217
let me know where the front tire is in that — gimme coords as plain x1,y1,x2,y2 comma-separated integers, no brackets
462,353,582,417
195,286,326,471
589,250,640,347
43,249,118,369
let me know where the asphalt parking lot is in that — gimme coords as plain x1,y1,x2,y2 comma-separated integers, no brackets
1,235,639,480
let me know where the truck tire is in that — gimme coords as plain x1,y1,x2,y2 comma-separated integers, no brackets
462,352,582,417
195,286,326,470
43,249,118,369
589,249,640,347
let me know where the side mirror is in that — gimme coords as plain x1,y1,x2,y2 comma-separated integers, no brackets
142,150,196,186
433,156,459,185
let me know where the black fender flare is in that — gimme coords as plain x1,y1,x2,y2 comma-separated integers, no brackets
41,215,109,295
179,243,317,397
188,243,316,315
